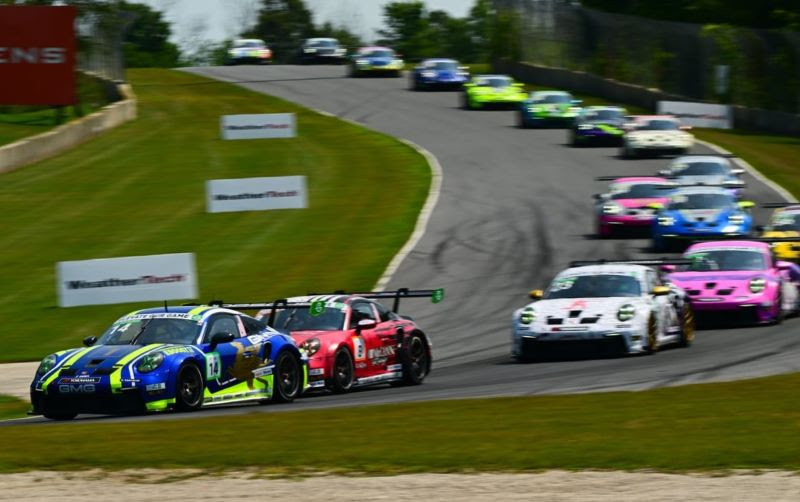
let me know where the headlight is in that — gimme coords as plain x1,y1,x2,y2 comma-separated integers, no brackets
602,203,623,215
137,352,165,373
304,48,317,53
749,278,766,293
421,71,436,78
617,304,636,322
519,307,536,325
729,214,745,225
658,215,675,226
37,354,58,375
299,338,321,356
356,59,369,65
578,124,594,130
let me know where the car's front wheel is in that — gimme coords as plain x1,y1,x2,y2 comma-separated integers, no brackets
678,306,695,347
331,347,355,393
645,315,659,355
175,363,204,412
273,351,302,403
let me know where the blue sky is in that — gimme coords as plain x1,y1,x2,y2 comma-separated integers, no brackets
142,0,474,46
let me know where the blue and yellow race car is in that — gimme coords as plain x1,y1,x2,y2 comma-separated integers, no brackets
518,90,582,128
348,46,404,77
30,305,307,420
409,59,469,90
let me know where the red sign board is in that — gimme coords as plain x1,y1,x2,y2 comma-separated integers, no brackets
0,6,77,106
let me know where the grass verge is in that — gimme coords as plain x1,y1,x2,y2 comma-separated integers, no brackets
0,68,429,362
0,395,29,421
2,372,799,473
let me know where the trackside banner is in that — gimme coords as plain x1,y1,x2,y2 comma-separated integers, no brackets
0,6,76,106
220,113,296,140
657,101,732,129
57,253,198,308
206,175,308,213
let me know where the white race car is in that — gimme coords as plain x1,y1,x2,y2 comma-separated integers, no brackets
620,115,694,158
511,260,694,360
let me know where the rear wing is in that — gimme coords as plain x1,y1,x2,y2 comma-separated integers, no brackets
762,202,800,209
673,153,738,158
569,258,692,268
306,287,444,313
655,181,743,189
209,299,312,327
594,176,664,182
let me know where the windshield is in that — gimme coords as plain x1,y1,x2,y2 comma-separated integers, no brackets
637,120,679,131
546,274,642,299
680,250,767,271
272,307,345,332
533,94,570,104
234,41,263,49
476,77,510,88
363,49,394,58
97,317,201,346
668,193,732,210
610,183,665,199
309,39,337,47
771,212,800,231
427,61,458,70
673,162,727,176
585,109,622,121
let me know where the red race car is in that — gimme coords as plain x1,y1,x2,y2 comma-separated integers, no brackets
223,288,443,393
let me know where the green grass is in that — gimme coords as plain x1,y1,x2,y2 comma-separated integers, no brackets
0,73,110,146
3,372,799,473
0,68,429,362
0,395,29,421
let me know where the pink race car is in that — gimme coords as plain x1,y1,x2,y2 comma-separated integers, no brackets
594,176,672,237
663,241,800,324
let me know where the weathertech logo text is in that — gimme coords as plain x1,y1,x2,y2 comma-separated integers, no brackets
214,191,298,200
225,124,290,130
0,47,66,64
66,274,186,290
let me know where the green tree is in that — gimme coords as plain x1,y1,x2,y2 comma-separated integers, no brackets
120,1,180,67
248,0,316,63
378,1,434,60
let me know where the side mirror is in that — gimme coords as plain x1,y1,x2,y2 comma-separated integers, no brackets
355,318,377,333
777,261,795,272
512,82,524,87
756,225,766,232
647,202,665,210
657,169,670,176
209,332,235,350
738,200,755,209
571,99,582,105
723,180,745,188
679,125,693,131
592,193,606,201
83,336,97,347
652,285,671,296
659,264,676,273
529,289,543,300
731,168,745,176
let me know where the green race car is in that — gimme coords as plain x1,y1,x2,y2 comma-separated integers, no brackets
518,90,582,128
461,75,527,110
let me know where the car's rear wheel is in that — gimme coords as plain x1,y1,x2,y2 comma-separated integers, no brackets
773,291,785,325
678,306,695,347
401,334,429,385
331,347,355,393
461,93,470,110
645,315,659,355
273,351,302,403
518,111,528,128
175,364,204,412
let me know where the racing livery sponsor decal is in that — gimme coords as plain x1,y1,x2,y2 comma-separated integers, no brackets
352,336,366,361
206,352,222,380
228,342,269,390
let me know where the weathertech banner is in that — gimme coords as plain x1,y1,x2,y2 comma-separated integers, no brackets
57,253,198,308
657,101,732,129
207,175,308,213
0,5,76,106
220,113,296,140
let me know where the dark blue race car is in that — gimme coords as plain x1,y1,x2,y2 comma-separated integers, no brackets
409,59,469,90
30,305,307,420
651,186,755,252
569,106,628,146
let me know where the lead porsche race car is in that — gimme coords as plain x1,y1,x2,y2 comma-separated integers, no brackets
245,288,442,392
461,75,527,110
759,203,800,261
620,115,694,158
225,38,272,65
409,58,469,90
663,240,800,324
518,90,582,128
30,305,306,420
511,260,694,360
569,106,628,146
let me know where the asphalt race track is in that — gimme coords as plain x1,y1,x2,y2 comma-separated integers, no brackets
7,65,800,425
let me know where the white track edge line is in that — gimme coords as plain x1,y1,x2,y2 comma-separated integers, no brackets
308,107,443,292
696,138,797,203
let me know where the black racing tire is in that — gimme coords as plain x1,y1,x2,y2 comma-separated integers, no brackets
401,334,430,385
772,290,785,325
678,305,695,348
175,363,204,412
331,347,355,393
517,111,528,128
43,410,77,420
461,93,470,110
645,315,659,355
272,350,302,403
570,130,580,146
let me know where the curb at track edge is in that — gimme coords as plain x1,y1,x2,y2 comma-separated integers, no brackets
309,107,443,291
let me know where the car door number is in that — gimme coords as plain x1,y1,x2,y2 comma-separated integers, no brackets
206,352,222,380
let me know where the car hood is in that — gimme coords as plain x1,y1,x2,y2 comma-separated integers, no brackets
614,197,669,209
672,208,726,223
287,330,344,344
522,297,646,320
668,271,773,288
674,175,729,185
364,56,393,65
58,343,168,373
